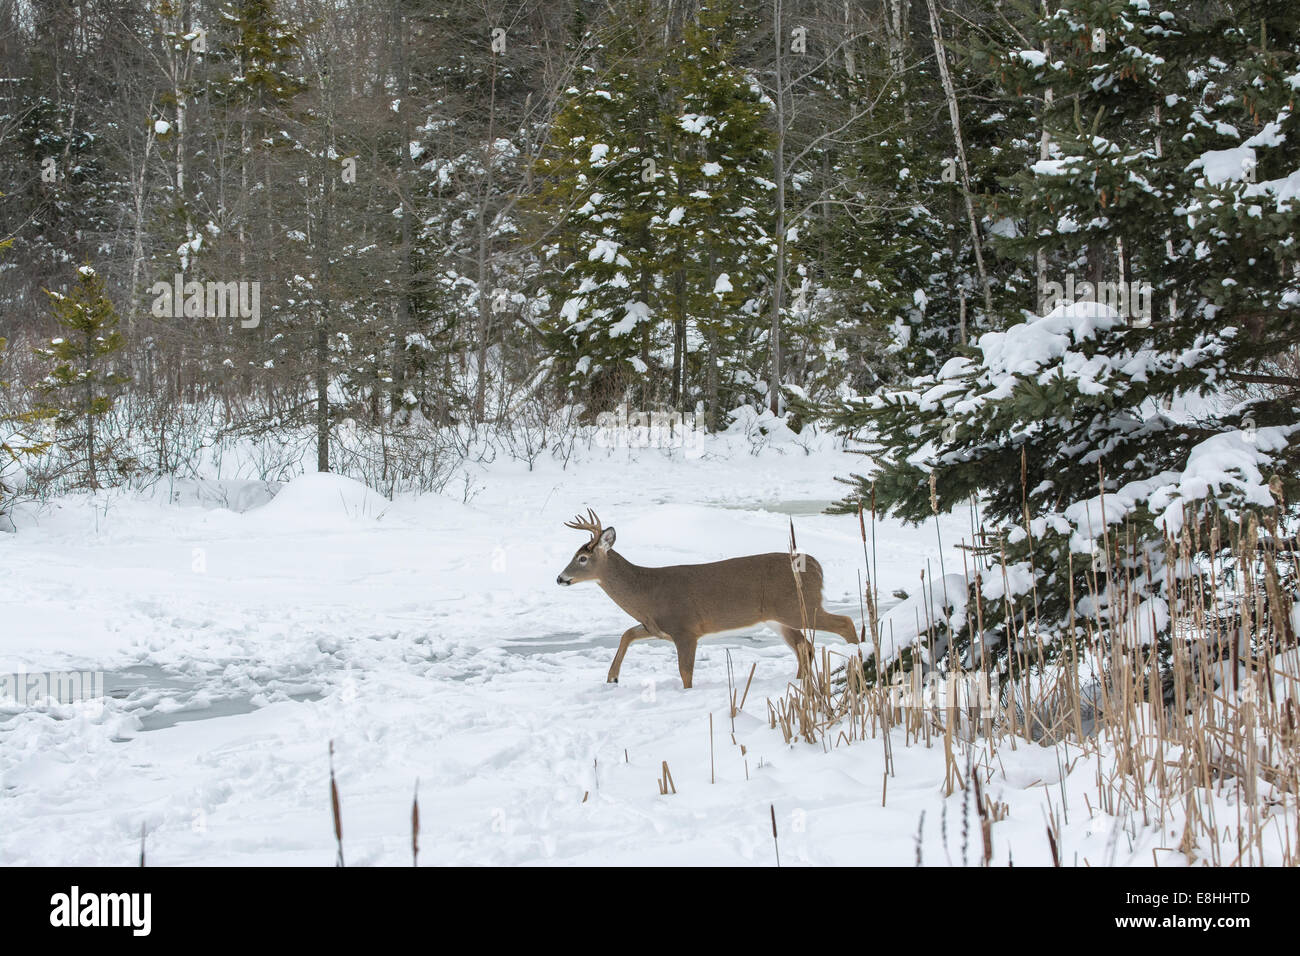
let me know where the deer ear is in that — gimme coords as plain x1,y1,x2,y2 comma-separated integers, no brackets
598,527,616,551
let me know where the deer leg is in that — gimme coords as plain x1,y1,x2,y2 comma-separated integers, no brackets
777,625,815,679
607,624,653,684
671,634,700,689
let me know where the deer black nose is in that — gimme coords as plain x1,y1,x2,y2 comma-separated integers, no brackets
557,575,571,586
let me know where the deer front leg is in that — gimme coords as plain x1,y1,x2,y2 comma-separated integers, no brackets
608,624,653,683
672,634,700,689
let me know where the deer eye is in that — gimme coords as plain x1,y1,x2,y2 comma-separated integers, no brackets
578,555,588,565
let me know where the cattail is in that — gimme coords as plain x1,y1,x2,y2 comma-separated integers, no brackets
658,760,676,795
411,779,420,867
329,741,344,867
770,804,781,867
709,713,715,784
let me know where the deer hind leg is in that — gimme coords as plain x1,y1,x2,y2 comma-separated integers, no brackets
777,625,815,679
608,624,654,684
671,634,700,689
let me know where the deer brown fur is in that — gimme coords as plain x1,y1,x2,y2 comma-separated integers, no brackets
556,509,860,688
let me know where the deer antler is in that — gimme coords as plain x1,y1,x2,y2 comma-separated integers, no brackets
564,508,603,546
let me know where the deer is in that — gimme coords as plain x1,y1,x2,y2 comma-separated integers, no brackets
555,509,860,689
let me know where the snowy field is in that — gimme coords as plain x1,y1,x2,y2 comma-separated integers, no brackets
0,423,1261,866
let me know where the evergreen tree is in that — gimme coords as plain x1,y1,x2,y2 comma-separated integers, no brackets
203,0,306,275
831,0,1300,684
36,266,130,489
531,1,777,424
529,2,669,414
652,1,774,429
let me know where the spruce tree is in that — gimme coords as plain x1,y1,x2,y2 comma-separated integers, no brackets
529,1,669,414
652,1,774,429
831,0,1300,684
36,266,129,489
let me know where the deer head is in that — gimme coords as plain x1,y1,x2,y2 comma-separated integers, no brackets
556,508,616,586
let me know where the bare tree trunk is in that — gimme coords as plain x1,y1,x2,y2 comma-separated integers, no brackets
769,0,786,416
391,0,413,421
924,0,992,315
317,130,333,472
174,2,189,214
474,53,500,422
82,330,96,489
1036,2,1053,306
128,118,157,368
885,0,909,120
239,124,248,270
670,259,685,409
843,0,857,78
670,308,685,408
705,327,720,432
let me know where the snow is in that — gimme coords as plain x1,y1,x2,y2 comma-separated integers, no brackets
1189,146,1257,185
1031,158,1081,177
875,572,970,664
1,425,1289,866
1187,119,1300,212
588,239,621,264
255,472,391,528
0,429,33,501
873,294,1296,584
679,114,714,137
989,217,1019,238
1147,425,1297,534
608,300,650,336
0,430,1044,866
974,300,1121,397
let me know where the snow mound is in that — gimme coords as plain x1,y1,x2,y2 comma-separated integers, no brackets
723,404,801,444
253,472,388,525
874,572,970,665
161,478,283,513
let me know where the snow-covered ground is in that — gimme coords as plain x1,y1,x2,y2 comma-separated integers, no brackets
0,423,1280,865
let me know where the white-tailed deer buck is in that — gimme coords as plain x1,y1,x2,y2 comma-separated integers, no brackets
555,509,860,688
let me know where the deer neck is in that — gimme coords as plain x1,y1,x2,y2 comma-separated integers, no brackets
597,550,653,619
